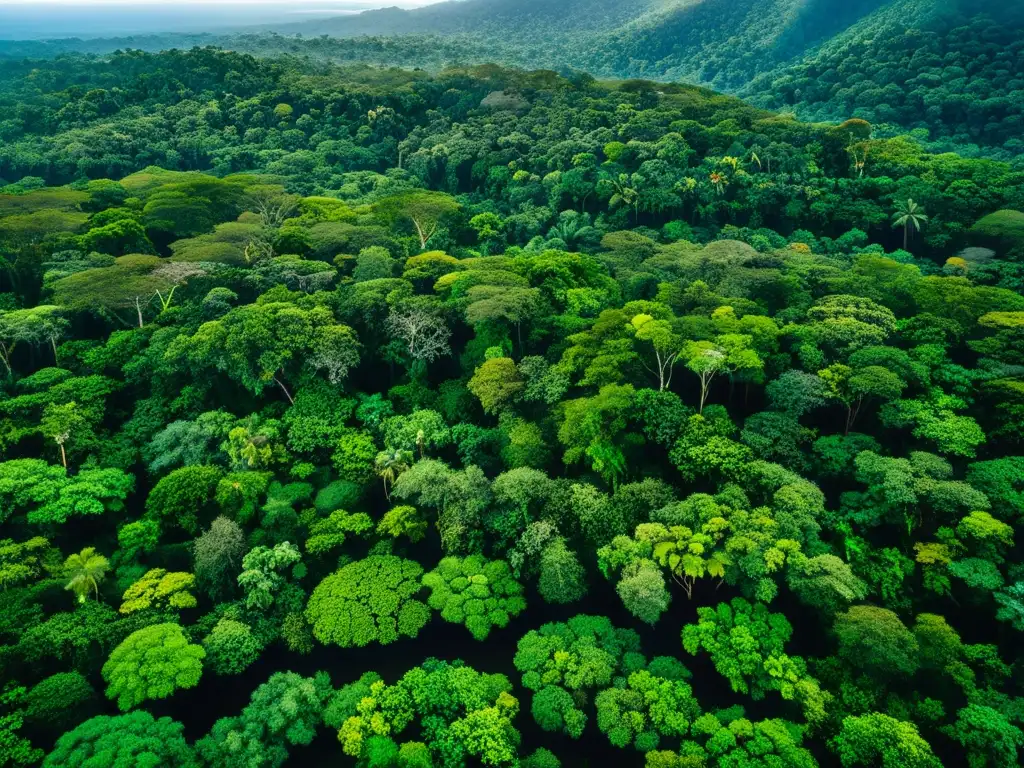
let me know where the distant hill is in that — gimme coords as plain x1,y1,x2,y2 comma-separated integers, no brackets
745,0,1024,158
1,0,1021,159
262,0,665,38
265,0,1024,159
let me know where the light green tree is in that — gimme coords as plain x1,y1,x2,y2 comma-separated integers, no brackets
63,547,110,604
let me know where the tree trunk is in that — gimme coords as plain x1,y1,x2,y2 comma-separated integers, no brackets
273,375,295,405
59,443,67,470
135,296,144,328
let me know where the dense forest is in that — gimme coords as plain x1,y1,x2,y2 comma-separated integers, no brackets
3,0,1022,163
0,41,1023,768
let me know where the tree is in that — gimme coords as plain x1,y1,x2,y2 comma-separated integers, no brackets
557,384,635,488
682,599,824,721
0,684,43,768
145,465,224,535
820,363,906,434
0,459,133,526
514,615,644,738
202,618,262,676
995,582,1024,631
336,659,519,766
195,671,332,768
25,672,98,732
168,301,359,404
102,623,205,711
238,542,303,611
118,569,198,615
0,306,68,377
892,199,928,250
661,716,817,768
194,516,245,599
383,410,451,457
594,669,700,750
537,539,588,605
834,605,919,678
0,535,55,590
831,712,937,765
422,556,527,640
63,547,110,604
305,510,372,557
943,705,1024,768
377,504,428,543
331,429,377,484
39,401,85,469
469,357,525,414
787,554,867,615
374,191,460,250
766,370,829,417
631,314,682,391
306,555,430,647
50,256,177,328
375,449,412,501
681,341,726,413
617,559,671,625
385,307,452,366
245,184,300,227
43,712,195,768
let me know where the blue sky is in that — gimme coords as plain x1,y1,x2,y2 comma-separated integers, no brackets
0,0,447,39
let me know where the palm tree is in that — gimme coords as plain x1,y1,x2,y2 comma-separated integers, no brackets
599,173,639,221
709,172,728,196
892,198,928,250
375,448,413,500
63,547,109,604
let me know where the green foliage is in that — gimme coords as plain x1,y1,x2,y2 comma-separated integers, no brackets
944,704,1024,768
195,671,332,768
43,712,195,768
306,510,373,556
2,39,1024,768
194,516,245,598
145,465,223,535
594,669,700,750
423,556,526,640
25,672,97,731
834,605,919,679
118,568,197,615
102,623,205,711
833,713,942,768
514,615,644,738
62,546,110,604
238,542,303,611
377,505,428,543
306,555,430,647
0,459,133,525
682,598,829,724
203,618,263,676
336,659,520,767
537,538,588,605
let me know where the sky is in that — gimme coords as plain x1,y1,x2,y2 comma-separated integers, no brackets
0,0,447,40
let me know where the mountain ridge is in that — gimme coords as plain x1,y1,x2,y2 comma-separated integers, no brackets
0,0,1021,159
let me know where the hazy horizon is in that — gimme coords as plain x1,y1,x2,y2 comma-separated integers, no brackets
0,0,447,40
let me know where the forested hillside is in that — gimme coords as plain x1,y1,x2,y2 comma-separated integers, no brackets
1,47,1024,768
2,0,1021,162
748,0,1024,160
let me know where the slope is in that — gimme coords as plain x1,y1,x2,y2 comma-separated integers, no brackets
745,0,1024,159
264,0,665,38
